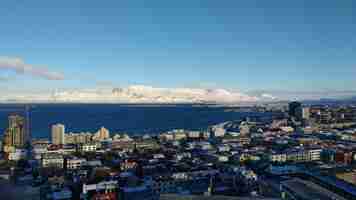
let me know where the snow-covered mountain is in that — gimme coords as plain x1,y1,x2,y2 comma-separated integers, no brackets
50,85,260,103
1,85,280,103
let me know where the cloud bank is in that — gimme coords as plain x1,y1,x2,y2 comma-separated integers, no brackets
0,56,64,80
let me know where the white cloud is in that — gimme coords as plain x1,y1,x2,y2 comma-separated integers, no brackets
0,56,64,80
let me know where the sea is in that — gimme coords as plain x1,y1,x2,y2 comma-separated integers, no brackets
0,104,280,139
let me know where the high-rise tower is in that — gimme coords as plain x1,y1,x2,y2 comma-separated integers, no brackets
51,124,65,145
9,114,26,147
3,114,26,148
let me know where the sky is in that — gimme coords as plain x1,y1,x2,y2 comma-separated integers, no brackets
0,0,355,99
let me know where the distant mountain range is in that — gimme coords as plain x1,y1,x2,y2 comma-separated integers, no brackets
1,85,277,104
2,85,356,104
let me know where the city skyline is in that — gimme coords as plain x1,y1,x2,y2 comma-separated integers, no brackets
1,1,356,199
0,0,355,102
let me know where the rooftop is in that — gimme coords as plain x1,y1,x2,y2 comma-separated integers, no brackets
160,194,280,200
281,178,347,200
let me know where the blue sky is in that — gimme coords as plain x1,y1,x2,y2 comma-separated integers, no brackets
0,0,355,95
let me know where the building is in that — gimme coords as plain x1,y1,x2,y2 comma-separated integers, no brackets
311,107,333,124
93,127,110,141
286,149,309,163
173,131,187,140
280,178,347,200
289,101,302,119
65,157,86,170
52,124,65,145
65,132,93,144
174,152,191,161
270,152,287,163
308,148,322,161
9,114,27,147
2,114,27,149
239,122,250,135
211,126,226,137
41,153,64,168
120,181,159,200
78,143,98,152
299,107,310,121
159,133,174,141
8,149,27,161
32,144,49,160
82,181,118,200
187,131,201,138
217,145,230,153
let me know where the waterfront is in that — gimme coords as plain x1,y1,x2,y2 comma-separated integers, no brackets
0,104,277,138
2,101,356,199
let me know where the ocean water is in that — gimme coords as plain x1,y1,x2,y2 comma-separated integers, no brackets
0,104,278,139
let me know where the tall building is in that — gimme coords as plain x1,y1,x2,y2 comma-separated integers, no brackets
93,127,110,141
289,101,302,119
293,106,311,122
52,124,65,145
3,129,14,153
3,114,27,149
299,107,310,120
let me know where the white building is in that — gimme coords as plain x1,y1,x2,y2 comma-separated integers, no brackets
32,144,48,160
8,149,27,161
308,148,322,161
66,157,87,170
41,153,64,168
270,152,287,163
174,152,191,161
218,155,229,162
153,154,165,159
217,145,230,152
82,181,118,196
239,122,250,135
211,127,226,137
159,133,174,141
52,124,65,145
187,131,201,138
78,143,98,152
